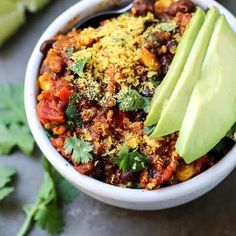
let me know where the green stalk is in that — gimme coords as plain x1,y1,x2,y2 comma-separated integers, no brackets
17,201,40,236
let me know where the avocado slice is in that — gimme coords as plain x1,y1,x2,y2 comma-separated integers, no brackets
176,15,236,163
151,7,219,138
144,7,205,127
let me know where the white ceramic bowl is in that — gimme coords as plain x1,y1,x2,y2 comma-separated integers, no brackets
25,0,236,210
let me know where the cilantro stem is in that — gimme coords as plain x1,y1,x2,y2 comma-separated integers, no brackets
17,201,39,236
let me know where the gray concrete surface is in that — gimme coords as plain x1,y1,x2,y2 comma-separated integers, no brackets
0,0,236,235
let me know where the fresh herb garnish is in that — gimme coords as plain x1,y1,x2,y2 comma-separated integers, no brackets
64,134,93,164
0,166,16,201
159,22,177,32
65,93,83,130
69,52,91,77
112,144,150,172
117,87,148,111
18,158,78,236
0,82,34,155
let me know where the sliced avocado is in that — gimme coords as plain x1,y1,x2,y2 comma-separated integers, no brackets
151,7,219,138
0,0,25,46
176,15,236,163
144,7,205,127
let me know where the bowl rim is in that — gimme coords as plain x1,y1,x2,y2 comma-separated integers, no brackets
25,0,236,204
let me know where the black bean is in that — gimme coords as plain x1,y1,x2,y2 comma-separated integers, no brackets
121,171,135,183
40,39,55,56
160,54,173,76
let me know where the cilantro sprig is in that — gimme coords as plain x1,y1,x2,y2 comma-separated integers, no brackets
159,22,177,32
65,93,83,130
117,87,149,112
0,82,34,155
64,134,93,164
69,52,91,77
0,166,16,201
112,144,150,172
17,158,78,236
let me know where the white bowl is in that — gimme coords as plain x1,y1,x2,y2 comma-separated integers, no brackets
25,0,236,210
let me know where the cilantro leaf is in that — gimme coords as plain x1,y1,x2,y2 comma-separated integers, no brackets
0,166,16,188
34,204,64,235
42,157,78,204
117,88,147,111
159,22,177,32
0,187,14,201
18,157,78,235
112,144,150,172
0,166,16,201
0,123,34,155
18,159,64,236
65,93,83,130
226,123,236,142
64,134,93,164
0,82,26,124
0,82,35,155
69,52,91,77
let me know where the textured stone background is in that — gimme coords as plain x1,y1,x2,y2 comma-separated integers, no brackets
0,0,236,235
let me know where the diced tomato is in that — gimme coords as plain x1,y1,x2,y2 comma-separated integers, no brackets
57,87,72,104
37,92,65,125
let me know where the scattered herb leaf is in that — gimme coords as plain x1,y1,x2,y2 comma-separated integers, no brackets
159,22,177,32
0,82,35,155
0,123,34,155
65,93,83,130
0,166,16,201
69,52,91,77
64,134,93,164
17,157,78,236
112,144,150,172
117,87,147,111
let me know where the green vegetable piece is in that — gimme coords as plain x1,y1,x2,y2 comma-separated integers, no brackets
0,82,26,124
151,7,219,138
0,82,35,155
0,165,16,201
65,93,83,129
159,22,177,32
176,15,236,163
0,123,34,155
0,166,16,188
42,158,78,204
64,134,93,164
0,0,25,46
117,88,147,111
145,7,205,126
0,187,14,201
112,144,150,172
17,158,68,236
69,52,91,77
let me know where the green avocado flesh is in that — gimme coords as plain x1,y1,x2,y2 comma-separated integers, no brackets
176,15,236,164
24,0,50,12
144,7,205,127
0,0,25,46
151,7,219,138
